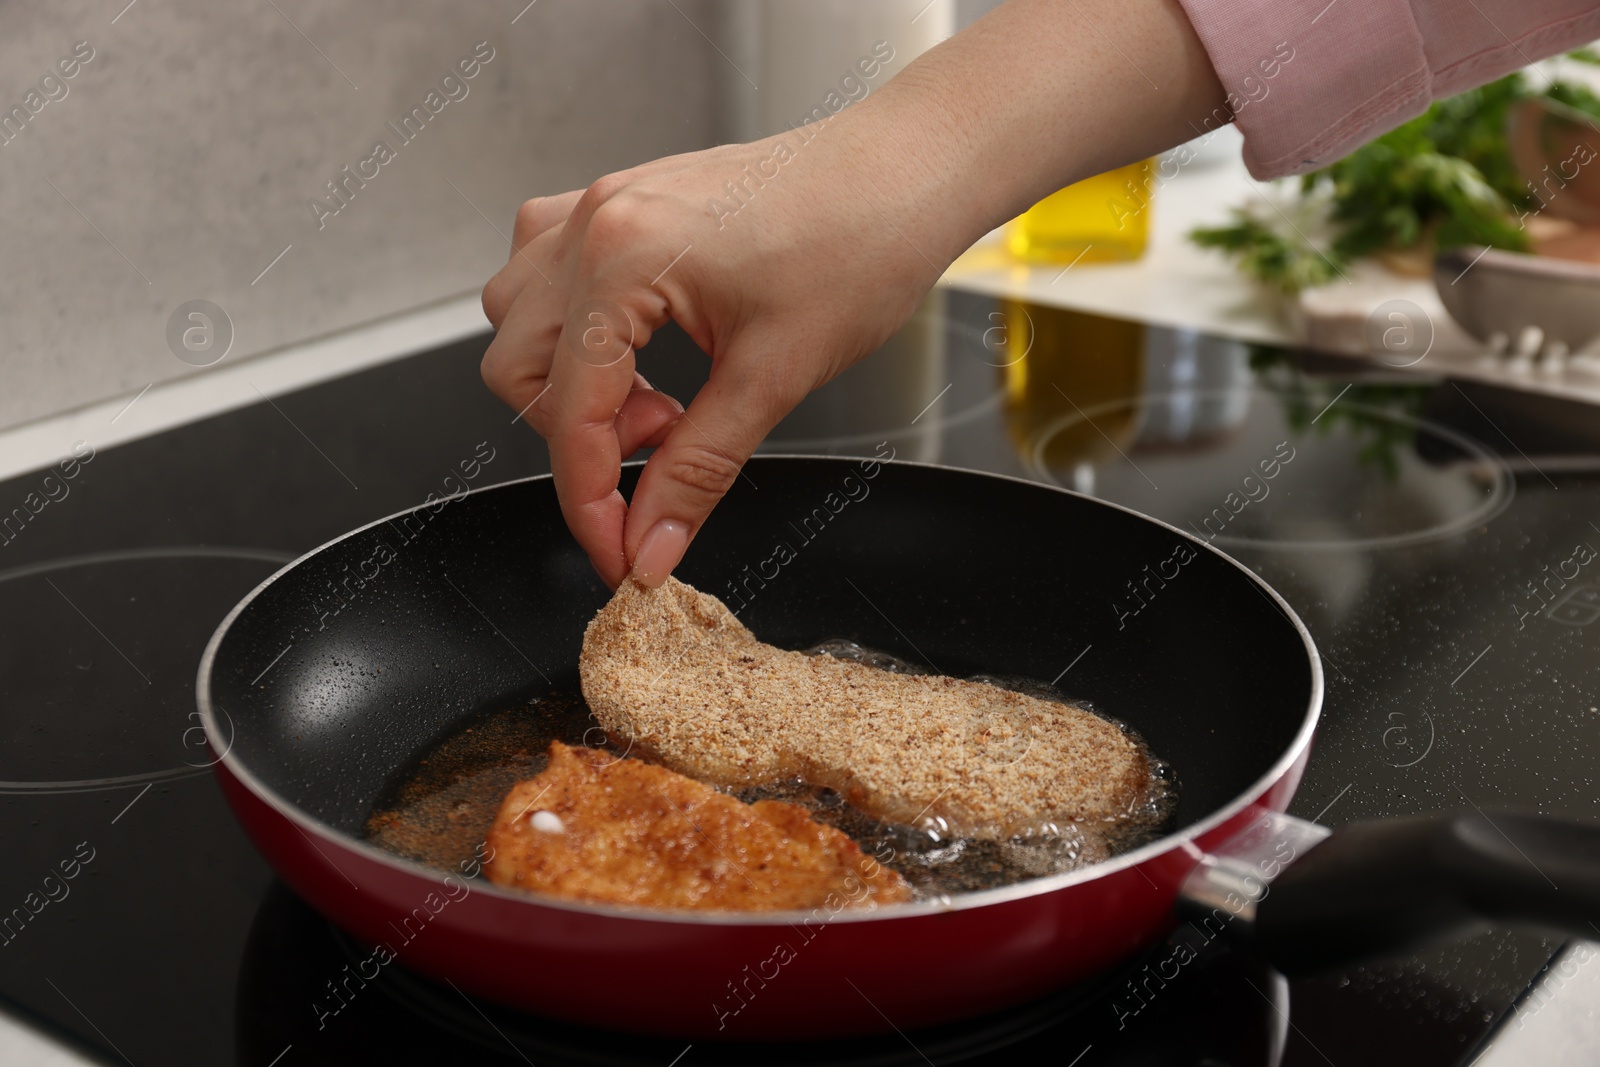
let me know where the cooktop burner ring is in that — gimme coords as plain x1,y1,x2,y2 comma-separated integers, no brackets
0,545,294,794
1025,389,1516,552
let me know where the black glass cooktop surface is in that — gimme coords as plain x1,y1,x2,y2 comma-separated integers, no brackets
1,288,1595,1066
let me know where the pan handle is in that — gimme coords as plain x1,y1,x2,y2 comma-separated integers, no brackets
1177,809,1600,977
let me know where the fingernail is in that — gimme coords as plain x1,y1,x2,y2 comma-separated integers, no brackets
632,520,690,587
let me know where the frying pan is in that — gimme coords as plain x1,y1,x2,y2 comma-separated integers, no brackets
197,457,1600,1040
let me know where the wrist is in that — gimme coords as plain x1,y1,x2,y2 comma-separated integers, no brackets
817,79,994,282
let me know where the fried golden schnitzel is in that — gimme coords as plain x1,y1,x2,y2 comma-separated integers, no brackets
484,742,910,910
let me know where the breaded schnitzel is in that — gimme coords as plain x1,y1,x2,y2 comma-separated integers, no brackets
484,742,910,910
580,578,1159,837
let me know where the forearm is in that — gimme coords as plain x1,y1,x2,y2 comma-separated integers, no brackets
837,0,1226,261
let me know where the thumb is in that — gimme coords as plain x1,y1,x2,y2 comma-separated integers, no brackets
623,353,800,587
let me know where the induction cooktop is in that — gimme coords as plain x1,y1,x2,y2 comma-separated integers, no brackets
1,287,1595,1066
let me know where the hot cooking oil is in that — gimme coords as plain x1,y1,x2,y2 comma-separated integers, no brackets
364,643,1177,899
1005,158,1155,264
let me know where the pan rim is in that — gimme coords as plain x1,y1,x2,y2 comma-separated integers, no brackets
196,455,1323,927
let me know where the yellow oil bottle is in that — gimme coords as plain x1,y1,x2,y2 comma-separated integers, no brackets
1005,159,1155,264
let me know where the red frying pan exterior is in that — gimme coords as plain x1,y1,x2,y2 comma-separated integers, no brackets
211,753,1308,1037
198,459,1321,1039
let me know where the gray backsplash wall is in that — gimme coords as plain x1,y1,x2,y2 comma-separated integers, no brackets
0,0,719,431
0,0,1001,433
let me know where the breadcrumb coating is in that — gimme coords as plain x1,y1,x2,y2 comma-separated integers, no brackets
579,578,1154,837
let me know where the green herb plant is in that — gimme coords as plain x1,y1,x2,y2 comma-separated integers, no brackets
1190,58,1600,294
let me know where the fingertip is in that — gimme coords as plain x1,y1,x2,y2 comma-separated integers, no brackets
629,519,691,588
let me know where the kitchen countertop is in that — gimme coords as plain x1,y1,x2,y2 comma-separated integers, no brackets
950,125,1600,413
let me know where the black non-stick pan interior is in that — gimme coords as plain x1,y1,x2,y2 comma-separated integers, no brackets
205,458,1317,841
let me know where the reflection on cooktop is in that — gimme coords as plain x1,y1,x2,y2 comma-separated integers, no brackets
998,304,1515,552
1025,389,1513,551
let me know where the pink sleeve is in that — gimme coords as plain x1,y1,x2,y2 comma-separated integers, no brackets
1174,0,1600,178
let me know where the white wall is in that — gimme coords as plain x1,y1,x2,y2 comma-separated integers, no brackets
0,0,719,431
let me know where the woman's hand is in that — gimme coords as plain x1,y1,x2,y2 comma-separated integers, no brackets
480,107,954,589
480,0,1226,589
